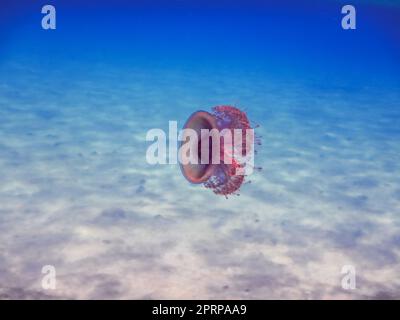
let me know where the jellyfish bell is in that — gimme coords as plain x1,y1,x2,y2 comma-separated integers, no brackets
179,105,261,197
179,110,218,184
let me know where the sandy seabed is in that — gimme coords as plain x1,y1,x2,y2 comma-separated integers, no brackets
0,61,399,299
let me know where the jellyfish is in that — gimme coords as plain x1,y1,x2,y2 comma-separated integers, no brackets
179,105,261,197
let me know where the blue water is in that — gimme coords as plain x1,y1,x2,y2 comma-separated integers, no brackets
0,0,399,299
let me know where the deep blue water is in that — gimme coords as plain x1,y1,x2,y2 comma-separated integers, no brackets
2,0,400,85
